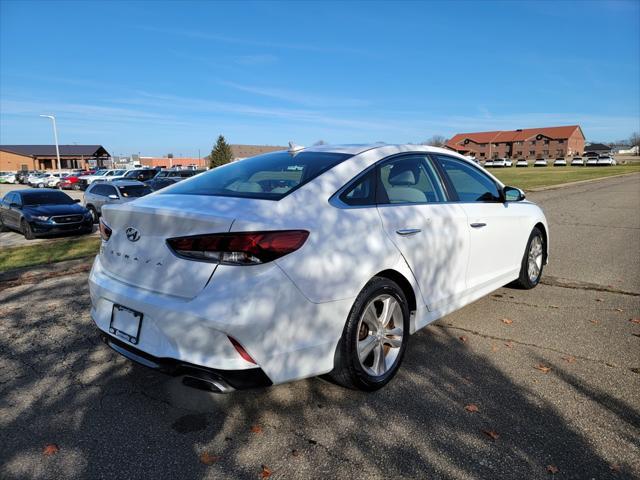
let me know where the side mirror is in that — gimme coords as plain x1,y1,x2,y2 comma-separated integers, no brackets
503,186,525,202
10,202,20,209
74,199,81,203
108,194,119,200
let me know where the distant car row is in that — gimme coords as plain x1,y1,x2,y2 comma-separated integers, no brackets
0,167,206,192
476,155,617,168
0,168,207,239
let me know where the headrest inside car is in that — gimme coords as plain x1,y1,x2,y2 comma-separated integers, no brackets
388,165,418,186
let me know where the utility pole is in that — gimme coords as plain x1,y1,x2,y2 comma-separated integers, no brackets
40,115,61,170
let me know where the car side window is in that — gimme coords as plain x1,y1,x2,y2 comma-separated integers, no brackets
377,156,446,204
433,155,501,202
340,169,377,206
104,185,118,197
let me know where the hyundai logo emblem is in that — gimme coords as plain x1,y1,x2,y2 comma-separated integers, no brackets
125,227,140,242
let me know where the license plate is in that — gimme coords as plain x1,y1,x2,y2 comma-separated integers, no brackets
110,304,143,345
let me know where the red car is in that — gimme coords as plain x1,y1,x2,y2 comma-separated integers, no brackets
59,172,91,190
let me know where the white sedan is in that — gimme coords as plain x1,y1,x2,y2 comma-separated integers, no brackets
89,144,549,392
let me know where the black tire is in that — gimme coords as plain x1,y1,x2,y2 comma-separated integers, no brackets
515,227,545,289
88,205,99,224
72,183,81,191
21,219,35,240
330,276,410,391
0,217,8,232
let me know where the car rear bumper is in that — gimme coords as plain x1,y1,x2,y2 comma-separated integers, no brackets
102,334,272,392
89,254,353,386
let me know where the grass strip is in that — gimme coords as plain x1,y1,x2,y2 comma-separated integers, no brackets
0,236,100,272
490,164,640,190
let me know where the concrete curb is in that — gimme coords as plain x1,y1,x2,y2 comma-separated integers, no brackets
526,172,640,192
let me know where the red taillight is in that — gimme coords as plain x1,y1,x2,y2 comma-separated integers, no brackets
228,336,256,364
99,218,112,241
166,230,309,265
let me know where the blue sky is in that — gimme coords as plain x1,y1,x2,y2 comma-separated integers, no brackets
1,0,639,156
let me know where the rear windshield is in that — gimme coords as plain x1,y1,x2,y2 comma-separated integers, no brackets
163,151,351,200
118,185,152,197
22,191,75,205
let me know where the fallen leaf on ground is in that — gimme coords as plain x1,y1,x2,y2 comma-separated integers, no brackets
199,452,220,465
609,464,621,473
504,341,513,348
492,294,503,298
459,336,468,343
43,444,59,456
464,404,479,413
549,305,559,309
614,308,624,312
250,425,263,434
534,364,552,373
482,429,499,440
629,318,640,324
261,465,272,478
501,318,513,325
291,449,300,457
562,355,576,363
547,464,559,474
596,298,604,302
590,320,599,325
491,345,499,352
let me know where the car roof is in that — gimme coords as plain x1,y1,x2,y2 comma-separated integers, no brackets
110,180,146,186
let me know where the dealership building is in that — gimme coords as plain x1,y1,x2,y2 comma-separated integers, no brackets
0,145,111,171
445,125,585,159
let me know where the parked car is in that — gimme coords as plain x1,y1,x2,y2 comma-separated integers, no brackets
586,156,599,167
0,171,17,183
59,173,87,190
596,155,617,166
153,169,205,180
553,157,567,167
515,159,529,168
145,176,183,191
570,157,584,166
0,189,93,239
27,172,50,187
483,159,494,168
89,144,549,393
121,168,158,183
83,180,153,223
78,169,126,189
493,158,507,168
534,158,548,167
45,172,72,188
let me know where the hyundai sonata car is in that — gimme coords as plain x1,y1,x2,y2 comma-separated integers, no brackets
89,144,549,392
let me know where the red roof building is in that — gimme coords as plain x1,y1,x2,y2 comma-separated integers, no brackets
445,125,585,159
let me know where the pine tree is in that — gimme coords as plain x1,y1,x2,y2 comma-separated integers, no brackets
209,135,233,168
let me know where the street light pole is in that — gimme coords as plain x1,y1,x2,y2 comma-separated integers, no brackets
40,115,61,171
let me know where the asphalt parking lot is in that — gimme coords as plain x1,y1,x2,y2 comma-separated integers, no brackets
1,174,639,479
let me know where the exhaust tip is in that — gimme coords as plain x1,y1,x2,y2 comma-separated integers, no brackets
182,376,234,394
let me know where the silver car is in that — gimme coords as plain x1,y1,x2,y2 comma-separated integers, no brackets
83,180,152,223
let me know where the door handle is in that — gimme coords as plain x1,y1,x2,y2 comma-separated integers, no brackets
470,222,487,228
396,228,422,236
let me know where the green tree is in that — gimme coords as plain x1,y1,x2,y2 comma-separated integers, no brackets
209,135,233,168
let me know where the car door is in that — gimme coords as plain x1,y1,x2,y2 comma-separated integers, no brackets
0,193,14,227
102,184,121,207
375,154,471,311
4,193,22,228
431,154,529,291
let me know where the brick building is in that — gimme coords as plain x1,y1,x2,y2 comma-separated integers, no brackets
0,145,111,171
139,144,287,169
445,125,585,160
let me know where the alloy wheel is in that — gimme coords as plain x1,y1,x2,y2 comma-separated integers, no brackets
356,294,404,377
528,235,543,283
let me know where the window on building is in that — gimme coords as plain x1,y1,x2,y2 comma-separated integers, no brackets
558,139,565,144
529,150,535,156
544,139,550,145
517,151,523,156
479,152,485,158
531,140,536,145
543,150,549,155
